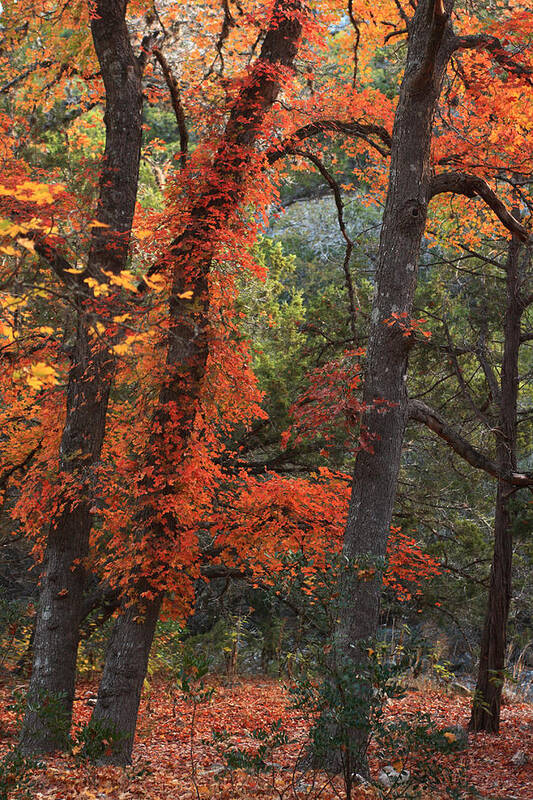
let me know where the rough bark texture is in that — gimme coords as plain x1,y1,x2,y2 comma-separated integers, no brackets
91,593,163,762
332,0,454,772
20,0,145,754
90,0,304,765
470,236,524,732
337,0,453,649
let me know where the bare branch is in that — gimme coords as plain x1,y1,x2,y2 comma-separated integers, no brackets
442,317,494,430
476,335,501,410
153,48,189,169
204,0,237,78
408,399,533,488
137,33,158,74
32,235,85,287
392,0,411,28
291,148,358,341
347,0,361,86
384,27,408,44
0,60,100,96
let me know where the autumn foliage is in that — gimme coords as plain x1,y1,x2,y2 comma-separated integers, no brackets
0,0,532,789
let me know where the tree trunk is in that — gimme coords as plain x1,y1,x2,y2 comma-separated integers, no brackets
20,337,113,753
332,0,454,773
91,594,163,763
89,0,304,765
20,0,146,754
470,235,523,732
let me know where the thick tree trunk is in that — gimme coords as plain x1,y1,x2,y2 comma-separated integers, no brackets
91,594,163,763
20,336,113,753
470,236,523,732
331,0,454,773
20,0,145,754
90,0,304,766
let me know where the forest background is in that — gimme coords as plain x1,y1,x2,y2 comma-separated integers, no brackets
0,0,532,797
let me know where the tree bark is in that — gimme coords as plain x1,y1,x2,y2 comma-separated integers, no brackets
90,0,304,765
470,235,524,732
91,592,163,763
20,0,146,754
332,0,454,773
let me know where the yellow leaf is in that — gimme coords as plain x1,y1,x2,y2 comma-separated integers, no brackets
103,269,138,292
26,361,59,390
18,237,36,253
0,321,14,342
30,362,57,379
178,290,194,300
112,334,141,356
143,273,166,292
443,732,456,742
84,276,110,296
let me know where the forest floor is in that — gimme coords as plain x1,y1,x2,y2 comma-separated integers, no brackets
0,676,532,800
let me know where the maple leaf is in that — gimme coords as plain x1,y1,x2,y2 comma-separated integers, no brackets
25,362,59,390
84,276,110,296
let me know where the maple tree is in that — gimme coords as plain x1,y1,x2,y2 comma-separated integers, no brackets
5,0,155,755
0,0,531,781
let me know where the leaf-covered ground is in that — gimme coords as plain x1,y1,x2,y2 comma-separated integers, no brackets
0,677,531,799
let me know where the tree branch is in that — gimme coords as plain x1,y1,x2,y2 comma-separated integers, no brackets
80,581,120,621
441,317,495,429
153,48,189,169
205,0,237,78
0,444,41,492
291,147,358,340
32,235,85,286
450,33,533,85
347,0,361,86
0,61,100,96
0,60,53,94
408,399,533,487
429,171,530,242
392,0,411,28
267,118,391,163
476,331,501,410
